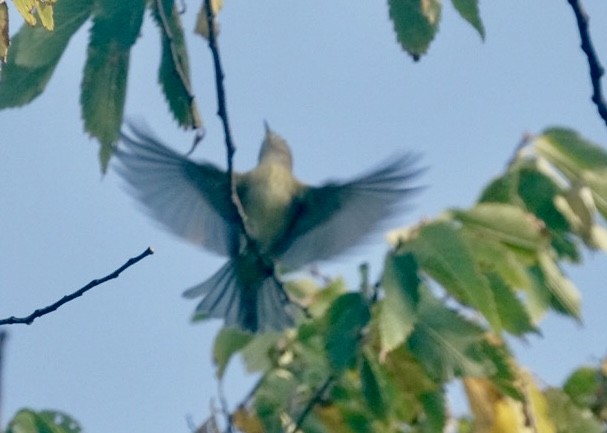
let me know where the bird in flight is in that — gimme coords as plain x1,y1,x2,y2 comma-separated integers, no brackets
115,123,420,333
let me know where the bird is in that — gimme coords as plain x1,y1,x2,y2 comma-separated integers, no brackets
114,122,421,333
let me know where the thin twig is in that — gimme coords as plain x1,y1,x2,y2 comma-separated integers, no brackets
290,376,335,433
202,0,294,309
217,378,234,433
0,247,154,326
0,331,6,428
155,0,203,132
566,0,607,129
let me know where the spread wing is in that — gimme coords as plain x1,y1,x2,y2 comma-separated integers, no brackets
114,123,240,257
276,153,422,268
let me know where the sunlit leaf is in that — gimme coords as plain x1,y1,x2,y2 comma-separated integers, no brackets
213,327,253,379
81,0,145,171
544,388,603,433
151,0,201,129
451,0,484,39
12,0,56,30
378,251,419,354
538,253,581,320
0,0,8,65
407,221,501,331
7,409,82,433
194,0,223,39
453,203,547,253
0,0,92,108
241,332,282,373
232,407,264,433
325,293,370,372
485,272,537,336
388,0,442,60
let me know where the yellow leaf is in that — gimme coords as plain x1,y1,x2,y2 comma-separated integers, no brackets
0,0,8,64
11,0,55,30
232,407,264,433
194,0,222,39
464,373,556,433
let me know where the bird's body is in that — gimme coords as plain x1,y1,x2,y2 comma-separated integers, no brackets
115,123,420,332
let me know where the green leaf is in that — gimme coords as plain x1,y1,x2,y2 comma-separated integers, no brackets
360,354,388,419
7,409,82,433
407,221,501,331
461,228,531,289
325,293,370,372
544,388,603,433
563,366,600,408
406,287,495,381
0,0,93,108
452,203,547,254
241,332,282,373
378,251,419,353
485,272,537,336
213,327,253,379
535,128,607,175
478,170,522,205
81,0,145,171
151,0,201,129
388,0,442,60
451,0,484,39
538,253,581,320
419,391,446,432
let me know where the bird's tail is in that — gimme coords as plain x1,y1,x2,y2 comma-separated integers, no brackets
182,258,298,333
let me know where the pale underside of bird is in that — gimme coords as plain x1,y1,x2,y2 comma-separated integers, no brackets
114,122,421,332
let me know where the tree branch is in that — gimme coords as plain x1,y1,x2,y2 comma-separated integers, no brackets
0,247,154,326
290,375,335,433
566,0,607,129
202,0,295,310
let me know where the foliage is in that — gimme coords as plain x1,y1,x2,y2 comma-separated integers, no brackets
3,1,607,433
0,0,482,170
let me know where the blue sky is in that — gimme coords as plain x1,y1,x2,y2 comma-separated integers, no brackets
1,1,607,432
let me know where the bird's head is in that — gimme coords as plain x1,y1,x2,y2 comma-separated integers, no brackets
258,122,293,170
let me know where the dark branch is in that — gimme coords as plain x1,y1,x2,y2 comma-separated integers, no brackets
0,247,154,326
292,376,335,433
566,0,607,129
202,0,295,310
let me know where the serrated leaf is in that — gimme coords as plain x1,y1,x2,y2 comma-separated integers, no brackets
453,203,547,253
213,327,253,379
451,0,484,39
538,253,581,320
544,388,602,433
81,0,145,171
325,293,370,372
0,0,8,65
7,409,82,433
0,0,92,108
407,221,501,332
485,272,537,336
378,251,419,354
388,0,442,60
407,288,494,380
151,0,201,129
461,228,532,288
535,128,607,175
